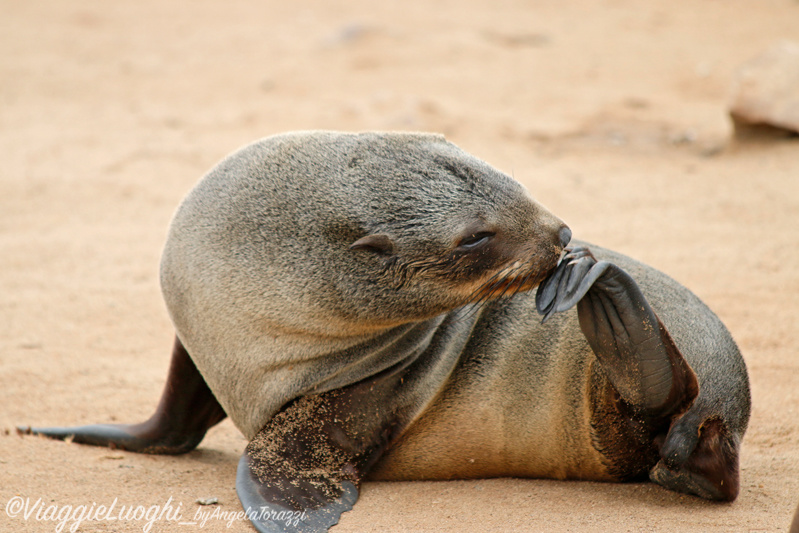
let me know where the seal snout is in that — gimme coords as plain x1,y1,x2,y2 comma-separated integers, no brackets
558,226,572,249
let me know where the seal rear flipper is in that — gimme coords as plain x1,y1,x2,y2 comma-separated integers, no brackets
20,335,227,454
536,246,746,501
536,246,698,416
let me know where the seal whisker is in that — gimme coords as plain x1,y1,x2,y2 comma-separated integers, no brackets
462,262,530,321
513,268,539,298
500,267,532,300
470,269,507,300
458,271,510,321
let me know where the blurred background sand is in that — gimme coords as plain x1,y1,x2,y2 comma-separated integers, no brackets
2,1,798,531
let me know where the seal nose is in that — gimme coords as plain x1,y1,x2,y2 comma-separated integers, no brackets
558,226,572,248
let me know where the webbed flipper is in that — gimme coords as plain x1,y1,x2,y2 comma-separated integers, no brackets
20,336,227,454
536,246,748,501
537,246,698,416
236,426,359,533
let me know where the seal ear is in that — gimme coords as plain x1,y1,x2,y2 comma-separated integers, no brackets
349,234,394,255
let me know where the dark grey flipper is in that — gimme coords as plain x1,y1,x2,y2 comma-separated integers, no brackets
236,360,409,533
237,454,358,533
536,246,697,416
20,336,227,454
537,246,744,501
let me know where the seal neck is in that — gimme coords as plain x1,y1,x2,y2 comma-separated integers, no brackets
308,304,488,420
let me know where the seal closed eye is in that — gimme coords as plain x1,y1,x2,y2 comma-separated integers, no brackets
22,131,750,532
456,231,494,250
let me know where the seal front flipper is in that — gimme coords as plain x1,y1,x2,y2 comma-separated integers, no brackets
237,365,406,533
21,336,227,454
236,397,363,533
237,453,358,533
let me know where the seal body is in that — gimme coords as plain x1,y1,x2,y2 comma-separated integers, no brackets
25,131,750,532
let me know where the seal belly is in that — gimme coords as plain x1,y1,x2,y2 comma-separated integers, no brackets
369,293,611,482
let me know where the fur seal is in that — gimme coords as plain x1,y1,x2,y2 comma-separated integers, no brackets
22,131,750,532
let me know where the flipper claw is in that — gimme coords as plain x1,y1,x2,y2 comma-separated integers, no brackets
536,246,609,322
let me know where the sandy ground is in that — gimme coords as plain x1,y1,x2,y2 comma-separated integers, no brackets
2,1,799,532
